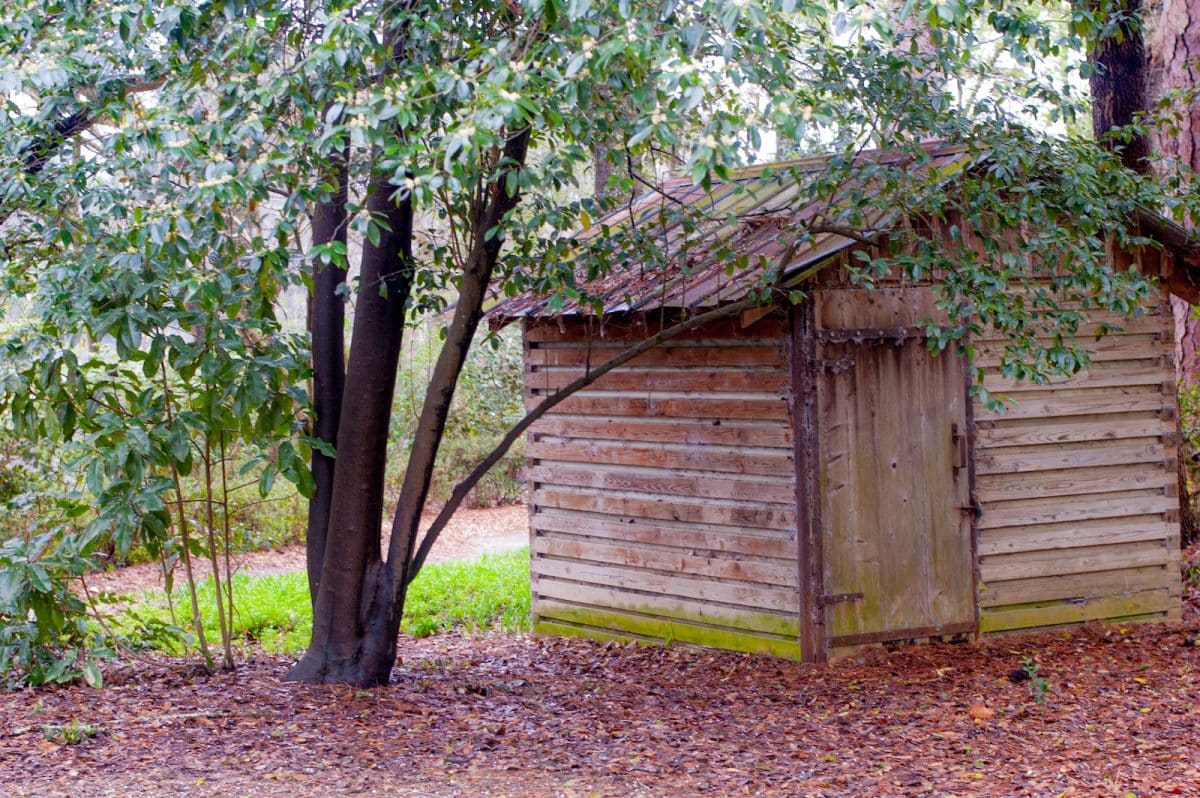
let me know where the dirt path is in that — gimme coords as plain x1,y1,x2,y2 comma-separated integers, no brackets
86,505,529,596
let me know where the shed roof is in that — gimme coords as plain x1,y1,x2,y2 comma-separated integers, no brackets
490,141,1200,319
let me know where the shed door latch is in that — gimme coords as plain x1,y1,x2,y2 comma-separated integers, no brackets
818,592,864,607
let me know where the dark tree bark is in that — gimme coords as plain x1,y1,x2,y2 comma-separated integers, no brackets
286,165,415,686
1089,0,1152,173
286,117,530,686
304,138,349,602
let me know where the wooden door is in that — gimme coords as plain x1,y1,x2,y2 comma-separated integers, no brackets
810,288,976,652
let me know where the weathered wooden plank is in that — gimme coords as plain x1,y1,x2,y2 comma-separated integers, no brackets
532,612,802,659
529,416,794,448
972,333,1166,368
536,600,801,659
972,314,1166,342
534,535,797,586
975,440,1168,475
977,518,1176,556
531,510,795,558
527,440,795,477
814,286,948,330
533,620,649,647
533,578,800,636
978,565,1174,607
525,366,791,394
529,394,790,421
817,333,975,642
524,315,787,344
527,464,795,504
974,386,1165,422
532,488,796,531
533,556,798,612
981,363,1171,393
979,588,1173,633
526,344,786,368
974,416,1169,448
976,465,1175,502
979,540,1174,582
978,490,1176,529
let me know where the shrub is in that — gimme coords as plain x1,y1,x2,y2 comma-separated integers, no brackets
0,530,112,689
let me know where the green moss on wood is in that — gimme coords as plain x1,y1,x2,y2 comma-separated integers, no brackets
535,604,802,660
980,589,1174,634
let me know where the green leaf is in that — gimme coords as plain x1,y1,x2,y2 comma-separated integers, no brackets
81,661,103,689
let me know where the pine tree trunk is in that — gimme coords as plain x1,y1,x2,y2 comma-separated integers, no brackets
1148,0,1200,543
1149,0,1200,384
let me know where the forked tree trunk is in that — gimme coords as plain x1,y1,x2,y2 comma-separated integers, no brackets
387,131,532,609
286,167,414,686
288,129,530,686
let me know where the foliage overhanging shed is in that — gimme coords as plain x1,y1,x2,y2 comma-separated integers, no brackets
491,144,1200,661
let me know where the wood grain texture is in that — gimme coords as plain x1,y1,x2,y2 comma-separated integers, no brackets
979,588,1173,633
526,393,791,421
531,510,795,557
972,283,1180,634
527,440,795,476
975,416,1170,448
533,534,798,587
529,416,794,448
527,464,795,504
525,315,800,655
978,564,1173,607
534,557,799,612
816,287,976,646
979,540,1174,582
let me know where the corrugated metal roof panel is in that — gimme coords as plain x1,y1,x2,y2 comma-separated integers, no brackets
491,142,975,319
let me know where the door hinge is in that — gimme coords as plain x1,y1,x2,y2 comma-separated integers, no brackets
818,592,864,607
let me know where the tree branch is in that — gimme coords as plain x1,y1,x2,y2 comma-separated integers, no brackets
405,239,816,581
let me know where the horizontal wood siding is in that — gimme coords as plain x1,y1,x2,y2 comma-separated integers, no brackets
523,314,801,658
974,292,1181,633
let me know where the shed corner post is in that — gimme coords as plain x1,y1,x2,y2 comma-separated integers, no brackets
791,298,826,663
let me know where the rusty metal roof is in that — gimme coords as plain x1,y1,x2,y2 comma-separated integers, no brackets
490,142,976,319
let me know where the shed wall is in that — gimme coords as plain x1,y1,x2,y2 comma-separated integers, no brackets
973,288,1182,633
523,314,801,657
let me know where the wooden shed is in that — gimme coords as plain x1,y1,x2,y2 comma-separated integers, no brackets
491,144,1200,662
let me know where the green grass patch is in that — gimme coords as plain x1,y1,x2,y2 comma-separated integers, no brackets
123,548,531,655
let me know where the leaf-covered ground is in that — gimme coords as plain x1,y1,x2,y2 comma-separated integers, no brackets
3,600,1200,797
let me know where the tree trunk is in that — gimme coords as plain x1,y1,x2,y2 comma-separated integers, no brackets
285,166,414,687
593,144,618,202
1149,0,1200,383
1148,0,1200,543
1089,0,1151,173
305,140,349,602
386,130,532,635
